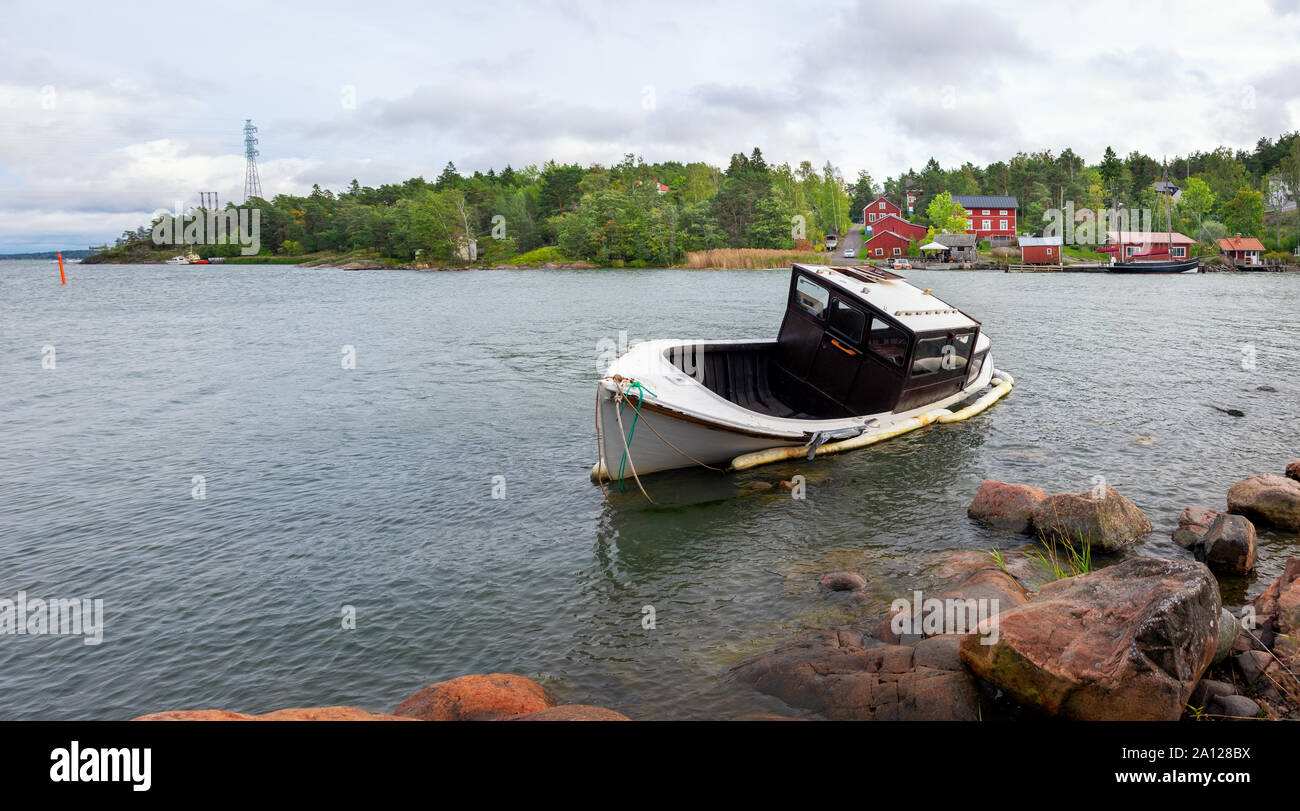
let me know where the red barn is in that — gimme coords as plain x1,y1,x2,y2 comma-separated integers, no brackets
1018,236,1062,264
953,195,1018,239
863,230,913,259
862,196,902,227
871,214,926,242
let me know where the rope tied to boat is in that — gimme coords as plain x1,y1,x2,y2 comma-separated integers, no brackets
614,379,657,491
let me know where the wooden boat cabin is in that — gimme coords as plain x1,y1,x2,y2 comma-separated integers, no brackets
677,264,985,420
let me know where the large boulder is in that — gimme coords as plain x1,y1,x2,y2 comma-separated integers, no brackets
878,565,1028,644
1194,514,1257,575
133,710,258,721
1227,474,1300,532
1030,486,1153,552
395,674,555,721
1172,506,1223,549
967,480,1047,533
1286,461,1300,482
959,558,1220,721
730,630,982,721
1252,557,1300,644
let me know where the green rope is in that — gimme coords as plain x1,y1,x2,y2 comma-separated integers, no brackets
615,381,657,491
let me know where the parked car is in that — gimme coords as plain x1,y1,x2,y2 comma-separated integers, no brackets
891,258,912,270
843,248,856,258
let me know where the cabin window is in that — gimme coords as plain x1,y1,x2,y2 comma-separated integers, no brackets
879,202,886,209
869,213,876,222
793,276,830,319
866,319,908,367
1126,246,1138,257
828,299,867,343
874,248,883,256
1172,246,1187,258
910,332,974,378
892,247,901,256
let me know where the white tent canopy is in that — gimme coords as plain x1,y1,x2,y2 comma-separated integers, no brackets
919,242,947,251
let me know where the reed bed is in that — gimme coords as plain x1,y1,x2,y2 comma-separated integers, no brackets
683,248,827,270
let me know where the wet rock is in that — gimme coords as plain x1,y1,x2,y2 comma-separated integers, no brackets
819,570,868,591
1235,650,1272,686
1287,461,1300,482
132,706,414,721
877,564,1028,644
133,710,258,721
739,481,774,493
967,480,1047,533
1030,486,1153,552
510,705,630,721
395,674,555,721
1172,506,1223,549
1188,679,1237,709
959,558,1220,721
257,706,415,721
1252,558,1300,642
1227,474,1300,532
729,631,982,721
1214,608,1240,664
1194,514,1257,575
1212,695,1261,719
1256,385,1278,393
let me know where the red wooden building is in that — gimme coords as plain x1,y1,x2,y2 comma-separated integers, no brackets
953,195,1018,239
1018,236,1062,264
1105,230,1195,260
862,196,902,226
1217,234,1265,265
863,230,913,259
870,214,926,242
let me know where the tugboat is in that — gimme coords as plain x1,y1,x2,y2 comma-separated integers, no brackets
592,264,1013,483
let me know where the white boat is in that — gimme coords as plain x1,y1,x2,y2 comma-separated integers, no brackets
592,263,1012,483
165,256,190,265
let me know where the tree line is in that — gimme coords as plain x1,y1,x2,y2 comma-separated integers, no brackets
113,132,1300,265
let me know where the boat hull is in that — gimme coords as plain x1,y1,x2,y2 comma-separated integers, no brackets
593,345,998,480
1107,258,1199,273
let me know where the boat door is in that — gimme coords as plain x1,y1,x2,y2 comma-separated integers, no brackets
807,296,868,403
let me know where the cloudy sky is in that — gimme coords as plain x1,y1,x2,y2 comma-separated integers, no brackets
2,0,1298,252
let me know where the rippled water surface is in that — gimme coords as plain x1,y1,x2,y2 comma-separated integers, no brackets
1,260,1297,719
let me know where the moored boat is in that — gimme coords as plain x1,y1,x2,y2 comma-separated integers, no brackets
592,263,1013,483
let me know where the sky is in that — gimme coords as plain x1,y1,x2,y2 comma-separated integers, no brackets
2,0,1299,252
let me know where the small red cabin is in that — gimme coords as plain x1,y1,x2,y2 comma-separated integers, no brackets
863,230,913,259
1018,236,1062,264
862,196,902,226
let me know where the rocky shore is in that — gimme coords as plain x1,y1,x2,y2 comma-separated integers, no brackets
731,461,1300,721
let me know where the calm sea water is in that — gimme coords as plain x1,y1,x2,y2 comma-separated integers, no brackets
0,260,1297,720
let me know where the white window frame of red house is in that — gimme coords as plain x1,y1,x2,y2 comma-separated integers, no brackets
999,219,1007,230
999,209,1007,215
982,219,991,230
982,209,990,215
879,202,886,209
1126,245,1139,257
1172,246,1187,258
892,247,901,256
875,248,884,256
869,213,876,222
1047,247,1054,256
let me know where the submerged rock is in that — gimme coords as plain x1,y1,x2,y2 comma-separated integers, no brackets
967,480,1047,533
1227,474,1300,532
1029,486,1153,552
395,673,555,721
730,631,983,721
1172,506,1223,549
1195,514,1257,575
959,558,1220,721
819,570,868,591
133,706,413,721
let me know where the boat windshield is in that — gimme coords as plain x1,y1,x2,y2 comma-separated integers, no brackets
910,331,975,378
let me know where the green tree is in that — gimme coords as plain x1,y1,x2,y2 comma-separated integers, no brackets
1221,187,1264,237
925,191,969,234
